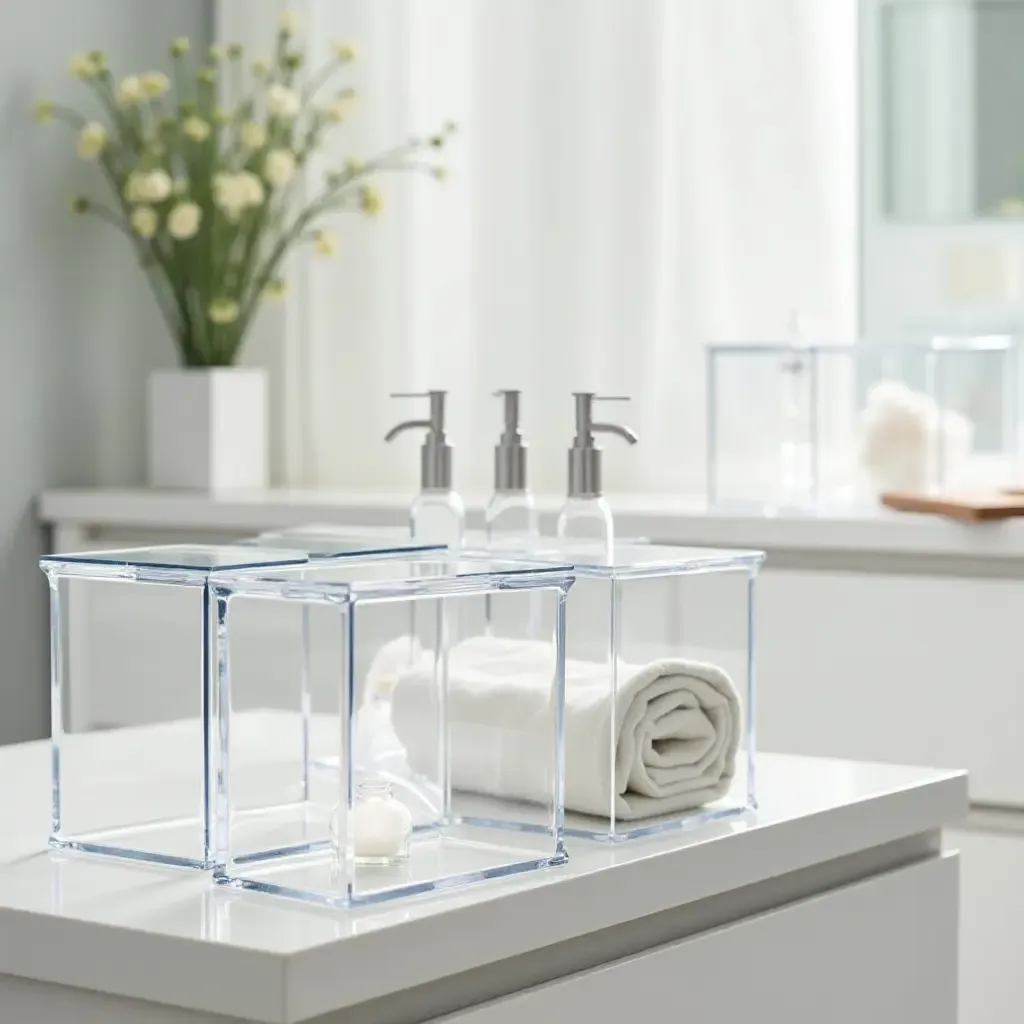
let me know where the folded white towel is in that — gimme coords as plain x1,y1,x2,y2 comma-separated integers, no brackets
387,636,741,821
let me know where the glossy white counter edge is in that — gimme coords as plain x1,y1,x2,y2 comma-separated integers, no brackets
36,486,1024,563
0,728,967,1024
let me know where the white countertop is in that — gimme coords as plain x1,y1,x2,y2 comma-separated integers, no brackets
37,486,1024,562
0,725,967,1023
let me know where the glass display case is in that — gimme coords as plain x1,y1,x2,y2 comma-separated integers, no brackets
211,552,574,906
706,336,1022,510
462,538,763,841
40,544,309,869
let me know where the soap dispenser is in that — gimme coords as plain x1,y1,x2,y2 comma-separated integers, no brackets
486,390,539,548
385,391,465,548
556,393,638,553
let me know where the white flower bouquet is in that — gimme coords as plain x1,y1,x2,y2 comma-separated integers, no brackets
36,12,451,366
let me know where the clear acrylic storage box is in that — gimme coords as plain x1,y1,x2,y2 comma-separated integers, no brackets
211,552,574,906
40,544,309,868
242,526,445,778
462,538,763,841
707,336,1022,510
247,524,427,557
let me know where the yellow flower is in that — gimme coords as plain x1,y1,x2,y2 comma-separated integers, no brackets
431,166,448,181
996,197,1024,218
238,171,265,207
123,174,144,203
33,98,55,125
197,66,218,85
359,184,382,217
209,299,240,325
182,116,211,142
267,84,300,120
263,279,289,301
131,205,159,239
213,107,234,127
277,10,301,36
264,149,297,188
208,44,227,62
141,72,171,99
167,202,202,240
116,76,145,107
69,54,99,79
170,37,190,58
323,92,357,123
240,121,267,150
213,171,265,219
251,58,271,80
124,170,172,203
332,40,357,63
144,169,172,201
76,122,108,159
313,230,336,257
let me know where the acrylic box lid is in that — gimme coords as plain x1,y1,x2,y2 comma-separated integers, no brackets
210,550,575,603
247,524,443,559
707,334,1016,357
39,544,309,581
462,538,764,579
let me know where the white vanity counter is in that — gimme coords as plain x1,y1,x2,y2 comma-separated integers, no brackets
37,485,1024,566
0,726,966,1024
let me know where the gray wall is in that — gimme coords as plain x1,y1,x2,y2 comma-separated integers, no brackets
0,0,212,743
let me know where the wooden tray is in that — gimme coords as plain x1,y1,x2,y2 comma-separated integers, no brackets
881,491,1024,522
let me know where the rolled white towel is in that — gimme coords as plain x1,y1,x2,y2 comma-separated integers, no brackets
387,636,741,821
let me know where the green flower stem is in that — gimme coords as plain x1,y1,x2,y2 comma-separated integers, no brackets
82,205,183,347
49,104,87,128
300,58,341,103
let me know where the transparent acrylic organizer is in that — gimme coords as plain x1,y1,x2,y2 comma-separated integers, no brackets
211,553,574,906
246,524,427,557
40,544,309,869
243,527,446,779
706,336,1022,511
461,538,763,841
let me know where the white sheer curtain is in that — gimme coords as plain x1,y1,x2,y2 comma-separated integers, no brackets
220,0,856,496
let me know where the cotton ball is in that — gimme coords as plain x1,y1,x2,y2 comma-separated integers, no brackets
858,380,976,494
858,380,934,493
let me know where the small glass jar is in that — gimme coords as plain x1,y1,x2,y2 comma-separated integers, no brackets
331,781,413,867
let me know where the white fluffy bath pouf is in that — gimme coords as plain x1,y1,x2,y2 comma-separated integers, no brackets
857,380,974,494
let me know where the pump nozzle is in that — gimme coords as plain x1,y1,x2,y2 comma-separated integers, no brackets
385,391,453,490
492,390,528,492
567,393,638,498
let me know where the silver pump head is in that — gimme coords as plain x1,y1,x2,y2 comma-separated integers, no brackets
385,391,453,491
493,390,528,493
567,393,638,499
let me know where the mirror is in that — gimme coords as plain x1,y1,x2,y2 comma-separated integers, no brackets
881,0,1024,222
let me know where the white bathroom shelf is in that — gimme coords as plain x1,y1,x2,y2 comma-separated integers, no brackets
0,713,966,1023
37,486,1024,566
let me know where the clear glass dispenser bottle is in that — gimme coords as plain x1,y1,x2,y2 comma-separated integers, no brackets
485,390,539,547
385,391,465,549
556,393,639,556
